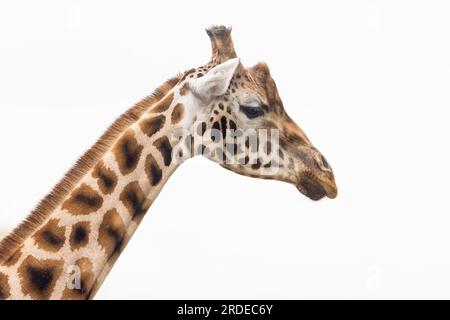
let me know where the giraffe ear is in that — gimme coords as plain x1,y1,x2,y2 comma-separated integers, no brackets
192,58,240,100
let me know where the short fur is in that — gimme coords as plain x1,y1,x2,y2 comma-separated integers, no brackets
205,25,237,62
0,75,182,262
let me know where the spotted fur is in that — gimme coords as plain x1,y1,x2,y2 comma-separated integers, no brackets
139,114,166,137
113,130,144,176
69,221,90,251
18,256,64,300
153,136,173,167
120,182,147,219
61,258,94,300
145,154,163,186
0,26,337,301
0,272,11,300
92,160,118,195
0,75,181,263
98,209,125,257
171,103,185,124
32,219,66,252
62,184,103,215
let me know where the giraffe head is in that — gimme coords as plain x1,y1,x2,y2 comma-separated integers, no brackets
175,26,337,201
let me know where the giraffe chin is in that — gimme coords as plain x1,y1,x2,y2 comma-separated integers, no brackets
296,175,328,201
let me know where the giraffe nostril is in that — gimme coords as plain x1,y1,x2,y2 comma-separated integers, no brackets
319,155,330,170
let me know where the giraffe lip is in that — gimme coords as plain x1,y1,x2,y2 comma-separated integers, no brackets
296,175,328,201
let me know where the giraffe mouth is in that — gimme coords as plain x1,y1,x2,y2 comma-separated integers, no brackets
296,173,335,201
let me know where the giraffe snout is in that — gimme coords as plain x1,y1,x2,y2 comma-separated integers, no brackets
294,149,338,201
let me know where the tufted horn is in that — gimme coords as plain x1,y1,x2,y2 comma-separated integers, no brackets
206,25,237,63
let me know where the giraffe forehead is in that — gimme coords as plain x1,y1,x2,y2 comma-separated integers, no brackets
250,73,282,109
225,67,282,112
180,61,278,109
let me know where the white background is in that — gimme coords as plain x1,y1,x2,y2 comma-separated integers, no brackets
0,0,449,299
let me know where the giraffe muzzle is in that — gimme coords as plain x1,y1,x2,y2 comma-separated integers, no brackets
296,171,338,201
297,176,337,201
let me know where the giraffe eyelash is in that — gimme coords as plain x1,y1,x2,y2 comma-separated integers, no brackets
239,105,265,119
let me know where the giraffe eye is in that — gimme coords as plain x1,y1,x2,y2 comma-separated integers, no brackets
240,105,265,119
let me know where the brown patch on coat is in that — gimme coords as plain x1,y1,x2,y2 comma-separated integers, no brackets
0,74,181,264
69,221,91,251
153,136,173,167
171,103,185,124
120,182,147,219
92,160,118,195
113,129,144,176
3,246,22,267
139,114,166,137
61,258,94,300
62,184,103,215
149,92,174,113
32,219,66,252
0,272,11,300
98,209,125,258
18,256,64,300
145,154,162,186
180,68,196,81
179,82,190,96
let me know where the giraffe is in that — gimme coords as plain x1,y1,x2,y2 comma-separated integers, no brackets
0,26,337,300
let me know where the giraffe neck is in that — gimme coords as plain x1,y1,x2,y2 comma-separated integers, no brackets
0,77,194,299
